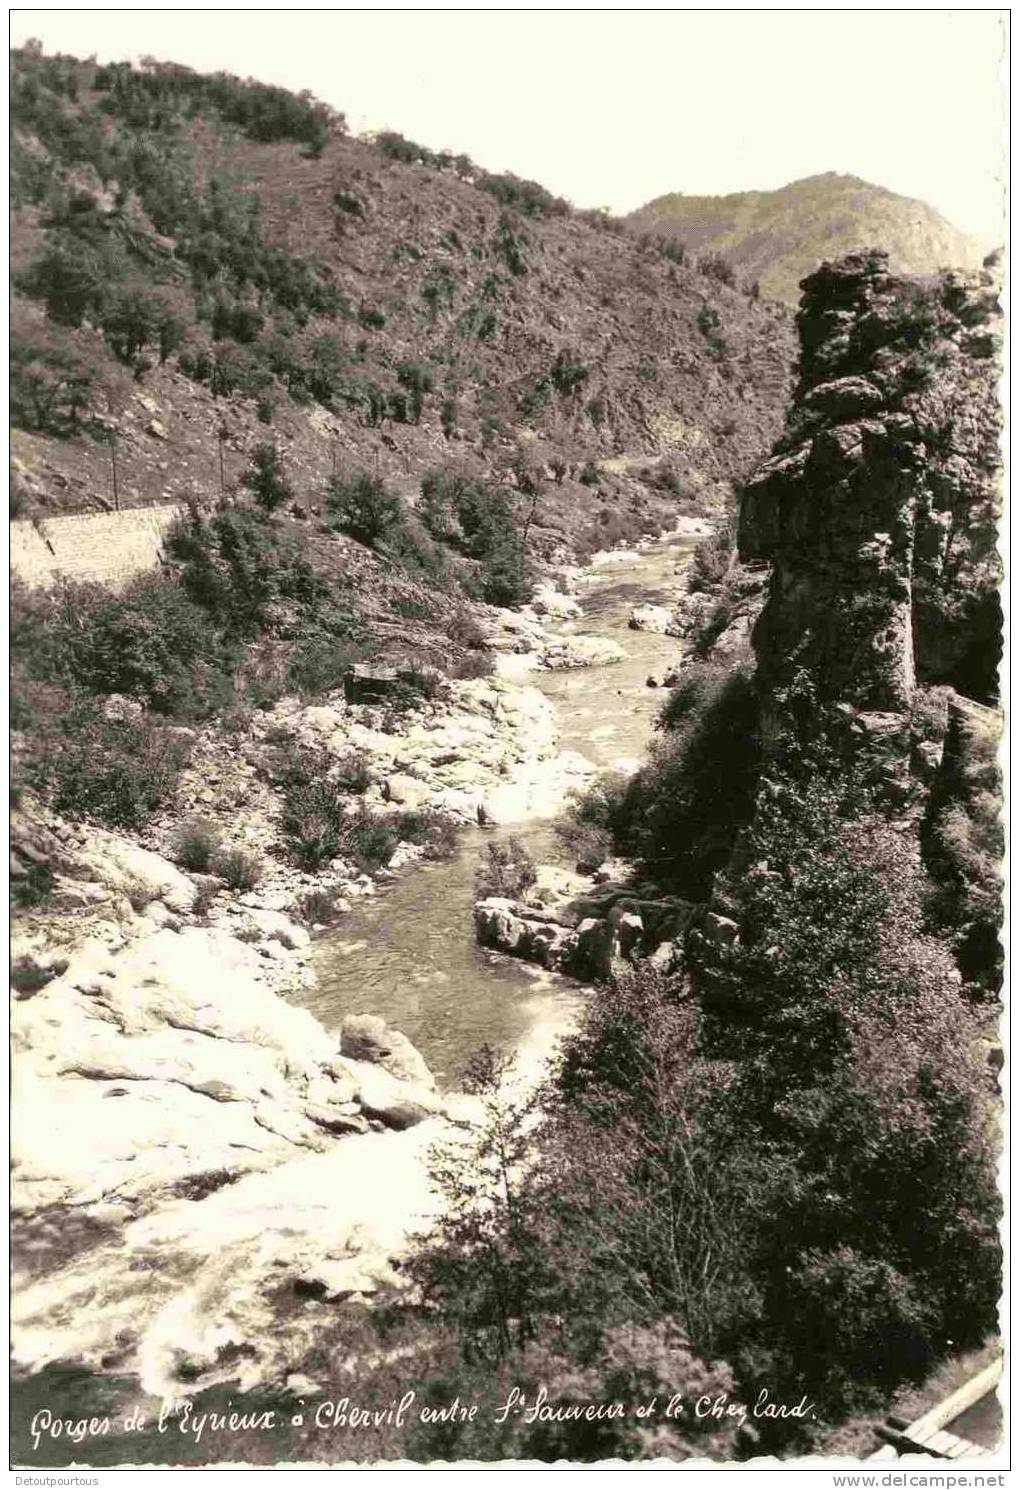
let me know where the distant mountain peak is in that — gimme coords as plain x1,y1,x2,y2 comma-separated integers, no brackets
629,174,983,305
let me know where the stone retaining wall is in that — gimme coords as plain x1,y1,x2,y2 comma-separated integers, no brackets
9,504,181,590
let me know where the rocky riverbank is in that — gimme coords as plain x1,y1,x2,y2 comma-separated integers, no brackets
12,532,688,1397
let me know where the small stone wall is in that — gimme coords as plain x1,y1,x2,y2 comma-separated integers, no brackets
9,505,181,591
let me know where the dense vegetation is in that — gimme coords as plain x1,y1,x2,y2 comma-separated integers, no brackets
259,735,997,1464
10,42,793,554
9,456,514,836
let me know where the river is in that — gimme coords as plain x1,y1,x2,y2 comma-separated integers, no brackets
299,530,696,1088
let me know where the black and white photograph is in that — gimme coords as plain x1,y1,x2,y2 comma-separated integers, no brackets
8,7,1008,1473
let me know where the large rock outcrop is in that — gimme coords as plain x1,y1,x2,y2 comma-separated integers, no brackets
691,250,1003,991
739,248,1001,801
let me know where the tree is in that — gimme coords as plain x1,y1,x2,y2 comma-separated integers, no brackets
243,441,293,513
326,470,402,546
407,1046,545,1361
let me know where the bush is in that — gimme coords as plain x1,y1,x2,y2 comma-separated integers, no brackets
297,887,345,926
326,471,402,546
449,651,496,681
447,607,488,651
165,505,329,640
921,701,1003,993
211,845,263,891
11,862,56,909
698,251,736,287
42,704,191,828
622,662,761,896
124,878,160,912
687,524,734,594
10,336,96,436
278,748,350,870
35,575,224,718
388,661,447,712
475,838,537,899
555,774,629,871
285,636,363,697
478,172,569,219
344,811,399,872
174,818,221,872
396,361,434,422
392,809,460,861
243,442,293,513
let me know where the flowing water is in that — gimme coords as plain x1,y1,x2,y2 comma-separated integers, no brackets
300,531,696,1088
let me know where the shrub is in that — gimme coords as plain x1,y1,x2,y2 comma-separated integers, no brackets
279,760,346,870
211,298,264,343
242,441,293,513
689,761,1001,1420
478,172,569,219
623,662,761,896
333,189,363,218
165,505,329,640
549,349,589,396
326,471,402,546
392,809,460,860
278,745,373,870
101,288,181,371
475,838,537,899
10,337,96,436
921,701,1003,992
687,523,734,594
698,251,736,287
174,818,221,872
11,862,55,909
493,214,528,277
43,705,191,829
396,361,434,422
124,878,160,912
211,845,263,891
41,574,223,718
333,750,372,794
10,955,60,994
421,264,458,316
555,773,630,871
297,887,345,926
389,661,446,710
344,811,399,872
285,809,344,872
190,880,221,919
285,636,363,697
447,607,488,651
449,650,495,681
407,1045,543,1361
384,518,454,587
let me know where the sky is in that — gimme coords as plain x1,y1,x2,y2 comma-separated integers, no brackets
9,8,1008,244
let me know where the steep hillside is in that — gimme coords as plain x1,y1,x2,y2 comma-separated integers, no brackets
629,173,985,306
10,44,794,554
451,250,1002,1460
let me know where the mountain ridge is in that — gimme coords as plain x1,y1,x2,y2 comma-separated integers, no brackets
629,171,985,305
